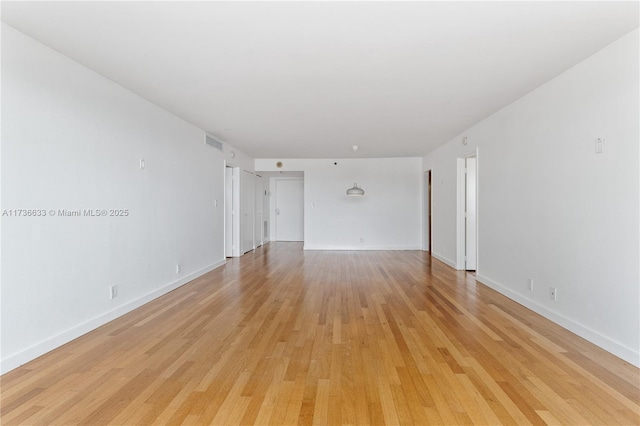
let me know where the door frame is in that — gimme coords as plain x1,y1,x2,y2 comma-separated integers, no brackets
224,164,241,257
456,148,479,271
254,174,264,248
424,170,432,253
241,170,255,254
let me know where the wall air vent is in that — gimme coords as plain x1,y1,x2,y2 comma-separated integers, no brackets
205,134,223,151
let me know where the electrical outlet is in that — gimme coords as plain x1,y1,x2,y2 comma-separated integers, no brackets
528,278,534,291
176,264,181,274
549,287,557,301
109,285,118,299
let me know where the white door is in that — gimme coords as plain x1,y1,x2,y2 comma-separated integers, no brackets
465,157,477,270
254,175,263,248
225,166,241,257
262,182,270,242
241,171,254,253
275,179,304,241
225,167,234,257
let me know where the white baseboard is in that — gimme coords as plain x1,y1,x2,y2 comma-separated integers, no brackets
431,252,456,269
476,274,640,368
303,245,421,251
0,258,227,374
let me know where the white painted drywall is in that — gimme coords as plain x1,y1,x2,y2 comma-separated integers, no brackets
423,29,640,365
224,143,254,173
256,158,422,250
1,24,227,373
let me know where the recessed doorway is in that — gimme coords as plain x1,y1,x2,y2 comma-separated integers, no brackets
424,170,432,253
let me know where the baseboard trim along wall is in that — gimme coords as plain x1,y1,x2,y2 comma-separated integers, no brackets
0,259,227,374
303,245,422,251
431,252,456,269
476,274,640,368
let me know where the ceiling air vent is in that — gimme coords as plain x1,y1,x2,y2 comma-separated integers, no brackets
205,134,223,151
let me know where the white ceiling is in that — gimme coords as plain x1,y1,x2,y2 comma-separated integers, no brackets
2,1,638,159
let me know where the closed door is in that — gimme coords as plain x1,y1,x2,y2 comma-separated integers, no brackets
465,157,477,270
224,167,234,257
254,175,263,248
241,171,254,253
275,179,304,241
262,182,269,241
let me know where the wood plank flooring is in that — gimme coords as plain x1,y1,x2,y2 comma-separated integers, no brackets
1,242,639,425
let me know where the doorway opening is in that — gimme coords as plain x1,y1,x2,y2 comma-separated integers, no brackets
241,170,255,254
255,171,304,247
424,170,432,253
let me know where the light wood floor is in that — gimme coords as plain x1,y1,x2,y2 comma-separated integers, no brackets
1,243,639,425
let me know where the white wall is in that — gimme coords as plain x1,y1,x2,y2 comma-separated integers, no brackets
1,24,227,373
423,29,639,366
223,143,254,173
256,158,422,250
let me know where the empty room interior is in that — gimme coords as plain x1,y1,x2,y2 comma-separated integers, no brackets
1,1,639,425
